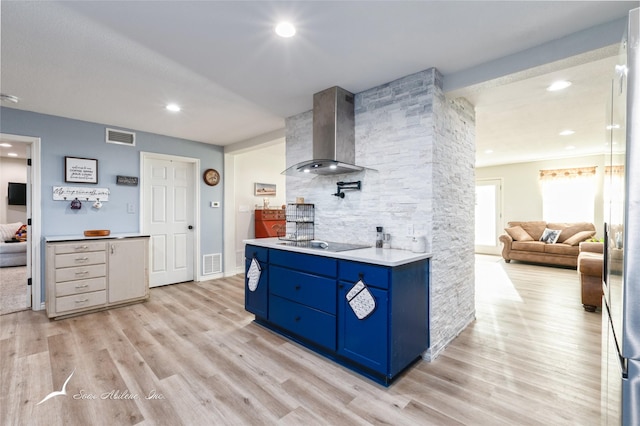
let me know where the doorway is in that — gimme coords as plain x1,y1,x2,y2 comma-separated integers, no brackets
475,178,503,255
0,133,41,313
141,152,199,288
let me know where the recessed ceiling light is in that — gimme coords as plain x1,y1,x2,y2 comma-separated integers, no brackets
0,143,12,147
559,130,575,136
606,124,621,130
166,103,181,112
275,22,296,38
0,93,19,103
547,80,572,91
565,145,575,150
7,152,18,157
484,149,493,154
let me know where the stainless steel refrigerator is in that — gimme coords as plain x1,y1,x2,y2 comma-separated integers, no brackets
602,7,640,426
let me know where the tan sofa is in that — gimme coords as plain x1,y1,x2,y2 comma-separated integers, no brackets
499,221,596,268
577,242,603,312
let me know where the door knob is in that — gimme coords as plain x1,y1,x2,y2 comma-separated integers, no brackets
188,225,193,230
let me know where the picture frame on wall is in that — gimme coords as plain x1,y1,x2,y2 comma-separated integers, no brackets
255,182,276,196
65,156,98,184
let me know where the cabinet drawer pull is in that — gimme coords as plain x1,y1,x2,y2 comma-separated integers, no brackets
75,245,89,251
295,285,301,290
75,271,89,276
75,298,89,304
294,316,301,322
75,257,89,262
75,284,89,289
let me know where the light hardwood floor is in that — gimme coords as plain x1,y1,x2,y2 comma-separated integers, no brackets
0,257,603,425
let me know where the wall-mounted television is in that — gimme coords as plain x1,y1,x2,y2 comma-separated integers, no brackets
8,182,27,206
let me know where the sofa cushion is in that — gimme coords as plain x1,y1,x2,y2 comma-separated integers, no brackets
564,230,596,246
505,226,534,241
540,228,561,244
512,241,546,253
544,243,579,256
0,240,27,254
508,221,547,241
548,222,596,243
0,222,22,242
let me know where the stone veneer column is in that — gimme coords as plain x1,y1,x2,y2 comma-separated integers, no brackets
285,68,475,361
429,72,476,360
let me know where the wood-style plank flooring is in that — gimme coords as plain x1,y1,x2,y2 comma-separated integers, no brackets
0,256,603,425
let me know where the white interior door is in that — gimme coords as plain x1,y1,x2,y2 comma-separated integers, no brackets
475,179,503,255
143,157,195,287
24,144,32,308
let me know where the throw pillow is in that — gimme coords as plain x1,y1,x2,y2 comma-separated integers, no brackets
540,228,561,244
15,224,27,241
554,223,595,243
564,230,596,246
0,222,23,242
505,226,534,241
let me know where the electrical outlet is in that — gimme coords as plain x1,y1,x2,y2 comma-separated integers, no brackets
407,224,414,236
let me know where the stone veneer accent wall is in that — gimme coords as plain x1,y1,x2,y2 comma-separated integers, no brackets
285,68,475,360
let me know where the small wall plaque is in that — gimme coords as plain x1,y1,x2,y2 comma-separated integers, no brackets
116,175,139,186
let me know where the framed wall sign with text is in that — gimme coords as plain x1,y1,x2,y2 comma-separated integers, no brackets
65,156,98,184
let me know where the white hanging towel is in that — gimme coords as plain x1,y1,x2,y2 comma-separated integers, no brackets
247,257,261,292
345,279,376,320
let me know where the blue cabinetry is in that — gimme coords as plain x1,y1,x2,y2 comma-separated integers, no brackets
338,284,388,372
338,260,429,382
244,245,429,386
267,250,338,350
244,245,269,318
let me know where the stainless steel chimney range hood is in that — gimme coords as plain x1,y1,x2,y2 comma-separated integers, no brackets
283,86,373,176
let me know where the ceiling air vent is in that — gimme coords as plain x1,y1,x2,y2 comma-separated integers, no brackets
106,128,136,146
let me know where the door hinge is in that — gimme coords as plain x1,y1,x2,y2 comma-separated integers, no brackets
27,278,32,286
27,158,32,166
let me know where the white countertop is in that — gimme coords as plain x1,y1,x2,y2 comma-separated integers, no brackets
45,233,150,242
243,238,431,267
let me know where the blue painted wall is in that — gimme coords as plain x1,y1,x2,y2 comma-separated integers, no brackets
1,107,224,302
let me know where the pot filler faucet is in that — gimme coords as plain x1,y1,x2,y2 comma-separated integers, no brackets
333,181,361,198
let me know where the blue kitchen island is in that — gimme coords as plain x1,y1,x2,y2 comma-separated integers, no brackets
243,238,431,386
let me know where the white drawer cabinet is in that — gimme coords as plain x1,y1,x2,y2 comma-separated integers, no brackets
54,250,106,268
46,236,149,318
108,238,147,304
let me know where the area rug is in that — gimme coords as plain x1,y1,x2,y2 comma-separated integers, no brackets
0,266,28,315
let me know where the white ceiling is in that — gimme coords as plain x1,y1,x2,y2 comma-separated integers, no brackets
1,1,636,166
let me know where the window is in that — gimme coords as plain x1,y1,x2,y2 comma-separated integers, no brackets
475,179,502,252
540,167,596,223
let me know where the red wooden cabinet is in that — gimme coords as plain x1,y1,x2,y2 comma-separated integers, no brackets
254,209,285,238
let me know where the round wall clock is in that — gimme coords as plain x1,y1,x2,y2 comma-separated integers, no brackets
203,168,220,186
